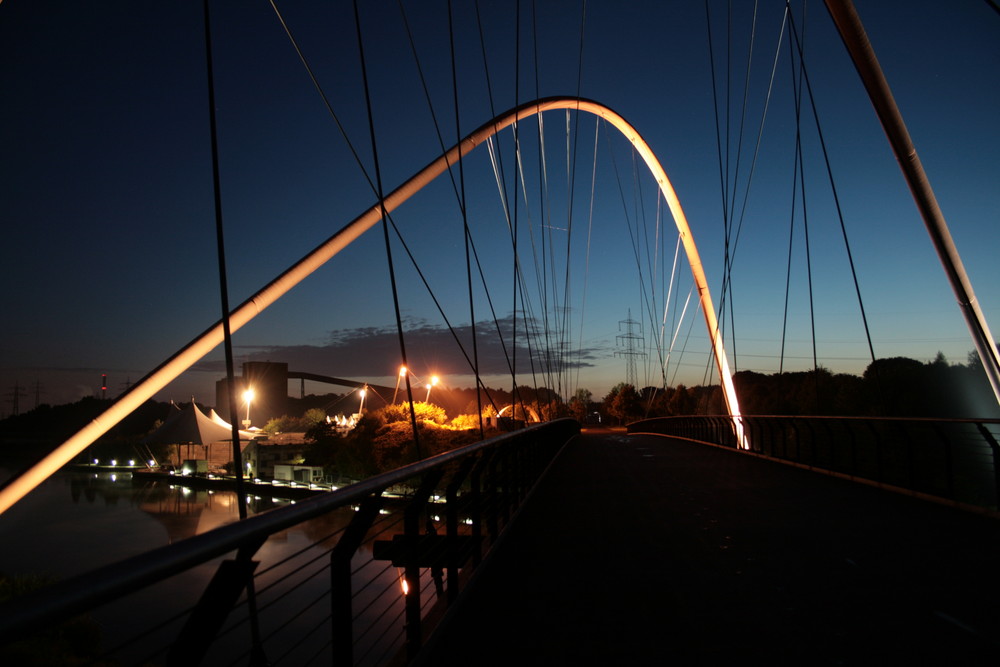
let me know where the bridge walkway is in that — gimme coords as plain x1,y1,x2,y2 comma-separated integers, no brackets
416,429,1000,665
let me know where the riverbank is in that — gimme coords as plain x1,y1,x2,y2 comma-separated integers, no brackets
133,469,340,500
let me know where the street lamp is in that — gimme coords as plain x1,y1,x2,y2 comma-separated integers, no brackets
393,366,407,403
242,387,255,429
425,375,439,403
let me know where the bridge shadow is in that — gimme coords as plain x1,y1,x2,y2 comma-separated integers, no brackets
417,431,1000,664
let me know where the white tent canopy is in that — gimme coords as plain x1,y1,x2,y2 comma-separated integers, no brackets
144,401,251,445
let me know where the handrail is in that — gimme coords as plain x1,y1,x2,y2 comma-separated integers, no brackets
630,415,1000,512
0,419,580,663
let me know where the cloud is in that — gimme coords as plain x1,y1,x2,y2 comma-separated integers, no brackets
193,315,601,379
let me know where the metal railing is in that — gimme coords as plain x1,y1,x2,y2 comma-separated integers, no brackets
0,419,580,666
630,415,1000,510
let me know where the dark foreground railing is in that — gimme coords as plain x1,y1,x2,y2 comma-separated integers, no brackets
0,419,579,666
630,415,1000,510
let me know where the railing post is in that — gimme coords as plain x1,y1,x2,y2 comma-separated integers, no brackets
403,470,446,661
789,420,801,462
848,419,859,476
445,457,477,604
927,422,954,500
500,444,513,527
330,495,383,667
469,450,492,566
867,421,884,484
166,537,266,667
975,422,1000,509
487,450,504,537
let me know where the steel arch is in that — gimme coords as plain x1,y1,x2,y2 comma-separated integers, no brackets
0,97,746,514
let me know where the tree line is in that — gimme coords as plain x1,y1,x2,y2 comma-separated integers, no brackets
597,351,1000,423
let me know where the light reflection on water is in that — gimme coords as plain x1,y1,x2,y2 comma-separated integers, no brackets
0,468,409,665
0,469,288,578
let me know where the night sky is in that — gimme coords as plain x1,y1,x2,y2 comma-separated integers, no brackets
2,1,998,413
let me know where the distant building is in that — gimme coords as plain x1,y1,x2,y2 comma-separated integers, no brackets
273,463,325,484
243,437,309,480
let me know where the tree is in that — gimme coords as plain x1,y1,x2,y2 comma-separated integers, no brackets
540,399,569,421
302,408,327,429
603,383,640,425
667,384,696,416
569,388,592,422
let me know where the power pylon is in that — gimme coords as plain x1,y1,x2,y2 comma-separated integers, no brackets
5,381,27,416
615,309,646,388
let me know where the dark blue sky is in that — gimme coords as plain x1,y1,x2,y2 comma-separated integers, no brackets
2,1,998,412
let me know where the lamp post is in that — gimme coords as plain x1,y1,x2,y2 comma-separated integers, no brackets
425,375,439,403
242,387,254,429
393,366,407,403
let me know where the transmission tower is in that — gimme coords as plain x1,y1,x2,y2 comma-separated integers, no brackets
5,380,27,416
616,309,646,388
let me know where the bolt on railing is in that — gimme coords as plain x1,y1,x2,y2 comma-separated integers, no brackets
0,419,580,666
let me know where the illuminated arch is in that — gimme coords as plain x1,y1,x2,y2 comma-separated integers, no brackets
0,97,745,514
497,404,542,423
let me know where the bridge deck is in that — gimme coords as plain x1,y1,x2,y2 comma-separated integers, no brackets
417,430,1000,665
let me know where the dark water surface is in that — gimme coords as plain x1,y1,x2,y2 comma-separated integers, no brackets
0,469,260,579
0,469,403,665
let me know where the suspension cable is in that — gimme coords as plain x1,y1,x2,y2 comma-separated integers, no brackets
269,0,375,196
511,0,522,415
573,118,600,394
352,0,422,458
395,0,461,205
559,0,588,400
718,1,760,379
395,0,508,417
728,6,790,268
202,0,250,521
786,5,821,410
447,0,485,437
788,6,878,370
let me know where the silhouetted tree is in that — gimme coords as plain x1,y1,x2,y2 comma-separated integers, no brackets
603,383,641,424
569,388,592,422
667,384,697,416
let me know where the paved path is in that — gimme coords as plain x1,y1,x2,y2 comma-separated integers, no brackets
417,430,1000,665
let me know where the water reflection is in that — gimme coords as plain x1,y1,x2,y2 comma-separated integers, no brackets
0,469,299,580
1,470,437,664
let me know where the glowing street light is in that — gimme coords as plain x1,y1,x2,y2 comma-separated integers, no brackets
242,387,255,428
393,366,407,403
425,375,439,403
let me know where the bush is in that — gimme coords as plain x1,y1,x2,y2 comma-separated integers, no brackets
376,402,447,425
264,408,330,434
450,414,482,430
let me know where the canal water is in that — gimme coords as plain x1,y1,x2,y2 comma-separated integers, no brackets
0,469,270,579
0,468,410,665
